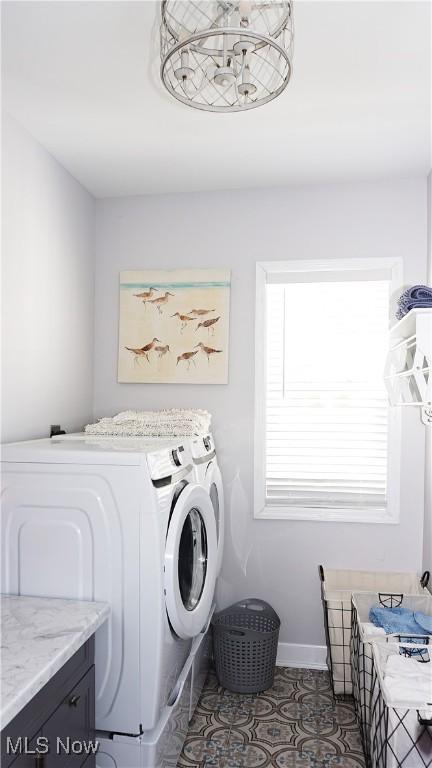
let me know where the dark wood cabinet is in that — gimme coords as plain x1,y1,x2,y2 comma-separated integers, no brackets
1,638,96,768
2,733,43,768
42,666,95,768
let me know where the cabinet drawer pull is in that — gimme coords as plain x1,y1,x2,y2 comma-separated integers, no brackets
68,694,81,707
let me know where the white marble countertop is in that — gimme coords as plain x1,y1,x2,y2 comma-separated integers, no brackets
1,595,110,730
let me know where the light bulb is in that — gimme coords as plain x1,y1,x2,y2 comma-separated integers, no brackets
214,65,236,87
174,49,194,83
237,63,257,96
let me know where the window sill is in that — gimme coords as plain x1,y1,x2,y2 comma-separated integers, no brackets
254,504,399,524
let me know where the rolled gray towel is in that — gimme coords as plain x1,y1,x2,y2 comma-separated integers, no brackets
396,284,432,320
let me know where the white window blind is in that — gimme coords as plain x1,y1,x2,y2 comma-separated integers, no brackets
265,278,391,511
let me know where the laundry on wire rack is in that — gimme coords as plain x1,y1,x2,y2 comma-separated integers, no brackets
373,643,432,768
85,409,211,437
383,653,432,704
369,605,431,637
360,622,386,638
396,284,432,320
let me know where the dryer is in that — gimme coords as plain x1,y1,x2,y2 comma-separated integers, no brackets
190,433,225,576
1,435,218,767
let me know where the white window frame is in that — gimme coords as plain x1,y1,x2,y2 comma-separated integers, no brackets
254,257,403,524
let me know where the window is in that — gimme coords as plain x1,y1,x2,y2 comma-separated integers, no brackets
254,258,402,523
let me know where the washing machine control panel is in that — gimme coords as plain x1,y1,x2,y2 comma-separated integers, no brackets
171,446,185,467
147,443,193,484
191,434,216,464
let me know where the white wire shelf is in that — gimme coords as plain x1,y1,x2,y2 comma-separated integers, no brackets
384,308,432,425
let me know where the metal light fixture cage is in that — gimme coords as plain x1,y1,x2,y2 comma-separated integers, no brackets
160,0,294,112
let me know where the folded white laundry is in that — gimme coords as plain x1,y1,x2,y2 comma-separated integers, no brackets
383,653,432,705
361,622,386,638
371,647,432,768
386,653,432,679
85,409,212,437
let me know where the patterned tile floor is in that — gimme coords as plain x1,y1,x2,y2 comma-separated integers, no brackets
178,665,366,768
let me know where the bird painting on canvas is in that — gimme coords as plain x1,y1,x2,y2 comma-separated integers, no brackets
119,269,230,383
134,286,158,301
125,338,161,364
154,344,170,358
196,316,220,334
187,308,215,317
171,313,195,332
176,351,198,369
148,291,175,314
195,342,222,363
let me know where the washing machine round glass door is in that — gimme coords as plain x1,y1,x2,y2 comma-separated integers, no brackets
205,461,225,577
165,484,217,639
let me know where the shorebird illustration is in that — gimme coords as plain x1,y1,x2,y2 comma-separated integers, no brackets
125,337,160,364
195,342,222,363
134,287,159,308
154,344,170,358
196,316,220,335
188,308,215,317
171,312,194,332
148,291,174,314
134,287,158,299
176,351,198,369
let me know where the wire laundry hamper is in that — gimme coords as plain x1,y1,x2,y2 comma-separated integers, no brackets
212,599,280,694
319,565,429,698
370,638,432,767
351,591,432,767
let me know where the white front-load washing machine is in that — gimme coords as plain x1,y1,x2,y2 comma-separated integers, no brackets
190,434,225,576
1,434,218,767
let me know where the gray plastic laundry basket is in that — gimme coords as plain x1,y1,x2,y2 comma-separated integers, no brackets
212,598,281,694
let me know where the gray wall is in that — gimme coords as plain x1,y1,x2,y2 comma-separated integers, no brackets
94,179,428,646
424,172,432,583
1,114,95,443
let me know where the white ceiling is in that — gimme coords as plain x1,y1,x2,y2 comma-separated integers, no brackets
2,0,431,198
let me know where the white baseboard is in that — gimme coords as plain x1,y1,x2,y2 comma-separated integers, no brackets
276,642,328,670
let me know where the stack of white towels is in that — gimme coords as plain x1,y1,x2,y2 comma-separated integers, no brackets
383,653,432,705
362,623,386,639
85,409,212,438
381,651,432,768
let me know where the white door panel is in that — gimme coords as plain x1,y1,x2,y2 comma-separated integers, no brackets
1,466,142,734
5,504,94,599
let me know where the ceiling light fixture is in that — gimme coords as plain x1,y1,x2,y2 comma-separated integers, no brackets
160,0,294,112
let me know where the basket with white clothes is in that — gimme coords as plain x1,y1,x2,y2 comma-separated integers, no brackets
351,591,432,766
370,639,432,768
319,566,429,697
